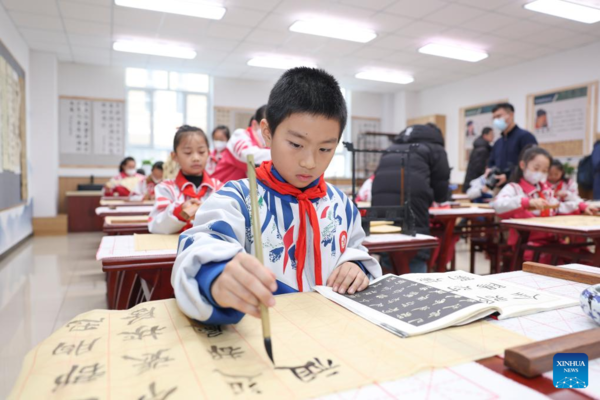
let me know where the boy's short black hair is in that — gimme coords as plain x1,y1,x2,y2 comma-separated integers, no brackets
492,102,515,114
482,127,493,136
152,161,164,171
266,67,347,138
248,105,267,127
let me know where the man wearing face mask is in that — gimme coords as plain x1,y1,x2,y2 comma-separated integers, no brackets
488,102,538,188
211,105,271,183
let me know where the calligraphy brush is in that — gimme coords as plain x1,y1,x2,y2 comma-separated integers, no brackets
246,154,274,365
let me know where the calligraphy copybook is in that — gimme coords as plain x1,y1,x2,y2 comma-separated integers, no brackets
315,270,578,337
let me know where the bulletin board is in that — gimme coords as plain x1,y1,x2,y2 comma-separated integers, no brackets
214,106,255,135
0,39,27,211
59,96,125,167
526,82,598,157
458,99,506,171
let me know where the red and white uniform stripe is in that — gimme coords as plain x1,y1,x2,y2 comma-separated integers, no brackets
148,171,222,234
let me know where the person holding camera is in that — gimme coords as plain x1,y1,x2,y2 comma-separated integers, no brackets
488,103,538,188
463,127,494,193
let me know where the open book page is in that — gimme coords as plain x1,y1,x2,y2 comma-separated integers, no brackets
316,275,495,337
401,270,578,319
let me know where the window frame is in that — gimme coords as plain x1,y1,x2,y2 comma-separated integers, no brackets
125,69,212,153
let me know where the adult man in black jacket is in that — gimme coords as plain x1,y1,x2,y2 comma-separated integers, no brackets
372,123,450,273
462,127,493,192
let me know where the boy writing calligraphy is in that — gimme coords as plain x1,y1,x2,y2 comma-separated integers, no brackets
172,67,382,324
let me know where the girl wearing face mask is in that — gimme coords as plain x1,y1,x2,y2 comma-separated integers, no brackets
103,156,145,198
206,125,231,175
547,159,596,214
492,147,596,260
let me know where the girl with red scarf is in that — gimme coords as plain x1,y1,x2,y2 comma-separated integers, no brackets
172,68,381,325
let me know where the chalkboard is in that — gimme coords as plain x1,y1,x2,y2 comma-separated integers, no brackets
0,38,27,211
59,96,125,167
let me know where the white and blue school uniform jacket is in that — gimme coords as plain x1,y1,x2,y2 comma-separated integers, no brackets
171,170,382,324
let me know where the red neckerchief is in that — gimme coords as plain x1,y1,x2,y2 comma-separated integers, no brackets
520,178,551,217
555,181,564,192
175,170,209,200
255,161,327,291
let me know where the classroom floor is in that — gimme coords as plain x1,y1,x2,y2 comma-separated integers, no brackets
0,233,489,398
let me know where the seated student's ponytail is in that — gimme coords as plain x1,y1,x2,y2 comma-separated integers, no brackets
510,145,552,183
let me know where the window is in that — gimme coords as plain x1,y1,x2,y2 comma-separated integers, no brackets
125,68,211,163
325,88,351,178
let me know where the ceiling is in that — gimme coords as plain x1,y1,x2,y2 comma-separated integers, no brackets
2,0,600,92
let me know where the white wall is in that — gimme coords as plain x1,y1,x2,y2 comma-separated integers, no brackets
352,92,383,120
58,63,126,100
58,63,126,177
30,52,58,217
410,41,600,184
213,76,273,109
0,4,31,256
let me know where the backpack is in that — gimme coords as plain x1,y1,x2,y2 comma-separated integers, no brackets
577,154,594,190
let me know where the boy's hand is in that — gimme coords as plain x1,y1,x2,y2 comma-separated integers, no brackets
211,253,277,318
529,198,549,210
326,262,369,295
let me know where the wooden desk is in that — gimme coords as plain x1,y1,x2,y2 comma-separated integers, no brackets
103,216,149,235
66,190,104,232
97,235,177,309
429,207,497,273
97,233,440,310
100,199,154,207
451,193,470,201
95,205,153,218
502,216,600,271
363,233,439,275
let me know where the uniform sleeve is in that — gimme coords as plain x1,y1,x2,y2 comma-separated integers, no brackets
491,183,529,217
228,128,271,164
558,180,587,215
171,183,250,324
148,184,187,234
466,176,484,200
333,195,382,279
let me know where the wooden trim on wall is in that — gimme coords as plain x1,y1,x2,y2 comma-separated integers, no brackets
59,95,125,103
33,215,68,236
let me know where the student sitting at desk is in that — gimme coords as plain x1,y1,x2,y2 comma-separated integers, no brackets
172,67,382,324
206,125,230,175
148,126,222,234
211,105,271,183
103,156,145,198
142,161,163,201
492,147,595,260
547,160,578,201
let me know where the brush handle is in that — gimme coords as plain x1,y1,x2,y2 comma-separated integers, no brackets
246,155,272,339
